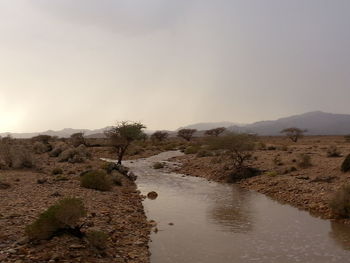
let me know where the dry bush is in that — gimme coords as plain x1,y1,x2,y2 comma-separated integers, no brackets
297,154,312,168
49,142,68,157
196,149,213,158
341,154,350,173
31,135,52,144
26,198,86,240
327,145,341,157
33,141,51,154
70,133,86,147
58,145,90,163
80,170,113,191
330,185,350,218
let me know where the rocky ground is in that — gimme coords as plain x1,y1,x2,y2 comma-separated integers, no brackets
171,136,350,223
0,140,151,263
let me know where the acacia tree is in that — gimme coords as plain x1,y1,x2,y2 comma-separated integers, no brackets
208,133,256,170
151,131,169,142
104,121,146,164
281,128,307,142
177,129,197,141
205,127,226,137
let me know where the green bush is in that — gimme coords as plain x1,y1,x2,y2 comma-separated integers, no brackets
26,198,86,240
80,170,112,191
341,154,350,172
184,146,200,155
86,230,108,250
330,185,350,218
265,171,278,177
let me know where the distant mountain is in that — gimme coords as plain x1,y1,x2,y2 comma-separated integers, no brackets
178,122,243,131
0,127,111,139
228,111,350,135
3,111,350,138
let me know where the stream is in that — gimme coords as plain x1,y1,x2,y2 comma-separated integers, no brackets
124,151,350,263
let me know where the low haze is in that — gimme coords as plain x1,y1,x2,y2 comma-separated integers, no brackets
1,0,350,132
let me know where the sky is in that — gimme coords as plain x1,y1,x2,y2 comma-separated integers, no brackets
0,0,350,132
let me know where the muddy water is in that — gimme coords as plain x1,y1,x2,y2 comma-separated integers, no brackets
124,151,350,263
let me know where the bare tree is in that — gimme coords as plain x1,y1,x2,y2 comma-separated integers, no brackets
151,131,169,142
177,129,197,141
281,128,306,142
205,127,226,137
104,121,146,164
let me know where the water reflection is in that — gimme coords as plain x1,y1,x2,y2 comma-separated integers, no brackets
208,186,254,233
124,151,350,263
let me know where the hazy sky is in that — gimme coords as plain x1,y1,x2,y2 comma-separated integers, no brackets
1,0,350,132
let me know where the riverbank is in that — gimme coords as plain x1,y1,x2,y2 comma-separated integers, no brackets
0,140,150,263
171,136,350,222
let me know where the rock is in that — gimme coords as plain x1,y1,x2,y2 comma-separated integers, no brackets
127,171,137,181
37,178,47,184
296,176,309,180
310,176,336,183
69,244,85,249
0,182,11,189
147,191,158,200
50,191,61,197
16,237,28,245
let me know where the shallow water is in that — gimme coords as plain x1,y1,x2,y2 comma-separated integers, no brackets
124,151,350,263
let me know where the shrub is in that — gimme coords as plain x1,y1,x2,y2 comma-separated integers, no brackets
184,146,200,154
33,142,51,154
49,142,68,157
11,146,35,169
70,133,86,147
31,135,52,144
100,162,118,174
330,185,350,218
297,154,312,168
341,154,350,172
153,162,164,169
196,149,213,158
86,230,108,250
52,168,63,175
110,171,124,186
58,145,90,163
80,170,112,191
26,198,86,240
265,171,278,177
327,145,341,157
